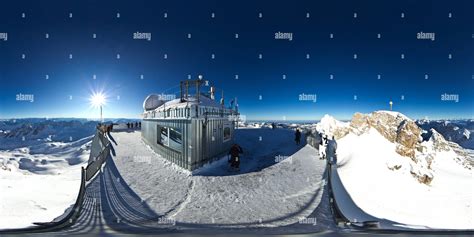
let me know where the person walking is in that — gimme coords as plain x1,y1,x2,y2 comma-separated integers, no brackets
295,128,301,145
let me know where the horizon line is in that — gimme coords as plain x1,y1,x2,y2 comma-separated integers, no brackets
1,116,473,122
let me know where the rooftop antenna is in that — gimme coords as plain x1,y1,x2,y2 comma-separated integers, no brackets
180,75,205,103
235,97,238,112
186,81,189,99
197,75,203,103
220,90,224,107
180,80,189,102
210,86,215,100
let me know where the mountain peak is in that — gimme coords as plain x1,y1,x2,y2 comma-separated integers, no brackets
316,114,349,137
373,110,411,121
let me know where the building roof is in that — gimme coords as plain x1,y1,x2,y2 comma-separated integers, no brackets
156,95,222,110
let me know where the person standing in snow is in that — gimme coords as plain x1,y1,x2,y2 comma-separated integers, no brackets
319,133,326,160
228,143,243,171
325,136,338,165
295,128,301,145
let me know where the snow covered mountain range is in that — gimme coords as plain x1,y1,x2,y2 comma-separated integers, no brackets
416,119,474,149
0,119,97,150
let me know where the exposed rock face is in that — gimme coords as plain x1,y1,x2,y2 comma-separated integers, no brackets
395,120,422,160
333,128,350,140
349,112,370,135
411,171,434,185
368,112,401,142
344,111,422,159
429,129,451,152
395,145,415,161
397,120,421,148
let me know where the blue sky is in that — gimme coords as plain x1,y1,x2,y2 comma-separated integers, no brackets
0,0,473,121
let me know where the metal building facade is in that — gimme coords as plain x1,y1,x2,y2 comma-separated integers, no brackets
141,104,238,171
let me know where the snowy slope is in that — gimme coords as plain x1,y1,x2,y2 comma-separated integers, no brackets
316,112,473,229
0,120,94,229
337,128,472,229
0,163,83,229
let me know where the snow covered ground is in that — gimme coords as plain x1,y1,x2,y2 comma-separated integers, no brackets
0,120,94,229
314,112,473,229
110,128,328,227
2,115,473,231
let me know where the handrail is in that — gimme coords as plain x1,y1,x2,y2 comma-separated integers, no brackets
85,129,111,181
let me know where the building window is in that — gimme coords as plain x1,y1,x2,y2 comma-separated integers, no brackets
158,126,169,145
158,125,183,153
223,123,232,142
169,127,183,152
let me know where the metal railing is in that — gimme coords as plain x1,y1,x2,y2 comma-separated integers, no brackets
85,128,111,181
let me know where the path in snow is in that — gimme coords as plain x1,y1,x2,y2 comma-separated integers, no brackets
106,129,335,231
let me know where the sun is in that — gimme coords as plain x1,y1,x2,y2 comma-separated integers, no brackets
89,91,106,108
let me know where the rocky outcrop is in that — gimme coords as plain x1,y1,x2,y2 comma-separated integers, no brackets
314,111,472,185
340,111,435,185
429,129,451,152
345,111,422,159
419,128,472,170
349,112,370,135
411,169,434,185
395,120,422,160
